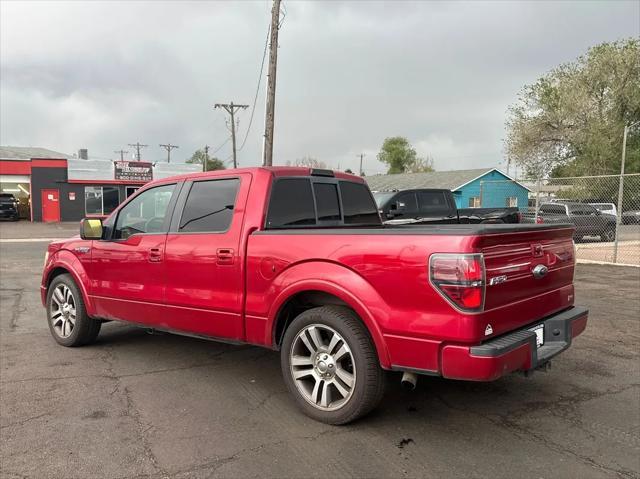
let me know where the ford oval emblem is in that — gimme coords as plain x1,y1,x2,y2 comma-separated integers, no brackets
532,264,549,279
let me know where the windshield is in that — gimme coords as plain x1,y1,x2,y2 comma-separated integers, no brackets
372,192,396,208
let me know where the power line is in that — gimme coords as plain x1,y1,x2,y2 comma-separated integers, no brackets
238,23,271,152
210,136,231,156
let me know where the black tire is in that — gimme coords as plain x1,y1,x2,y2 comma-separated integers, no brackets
46,273,101,347
601,228,616,242
280,305,386,425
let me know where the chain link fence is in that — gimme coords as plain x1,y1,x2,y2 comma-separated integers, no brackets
479,174,640,266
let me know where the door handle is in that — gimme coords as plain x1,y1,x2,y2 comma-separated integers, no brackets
216,248,235,265
148,248,163,263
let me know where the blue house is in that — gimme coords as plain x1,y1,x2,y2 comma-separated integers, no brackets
366,168,530,210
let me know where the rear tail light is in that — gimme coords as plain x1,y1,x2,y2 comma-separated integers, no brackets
536,215,544,224
429,254,485,312
516,211,522,223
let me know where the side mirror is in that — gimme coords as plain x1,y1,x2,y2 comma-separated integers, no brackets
80,218,103,240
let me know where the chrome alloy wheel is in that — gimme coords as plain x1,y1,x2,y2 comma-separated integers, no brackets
289,324,356,411
50,284,77,338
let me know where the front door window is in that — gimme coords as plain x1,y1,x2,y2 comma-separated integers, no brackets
114,184,175,239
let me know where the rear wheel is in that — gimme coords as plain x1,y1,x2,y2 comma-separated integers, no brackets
281,306,386,425
47,274,101,347
601,228,616,242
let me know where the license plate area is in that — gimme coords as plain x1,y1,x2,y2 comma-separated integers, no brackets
529,324,544,347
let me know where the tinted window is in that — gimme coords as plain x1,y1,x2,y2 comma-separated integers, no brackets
103,187,120,214
179,179,239,233
540,204,566,214
568,204,594,215
372,191,396,208
267,178,316,228
340,181,381,225
417,191,451,215
115,184,175,239
396,192,417,210
313,183,341,221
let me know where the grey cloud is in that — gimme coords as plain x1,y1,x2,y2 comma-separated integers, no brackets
1,1,638,173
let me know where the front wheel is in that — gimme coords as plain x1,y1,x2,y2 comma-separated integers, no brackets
47,274,101,347
280,306,386,425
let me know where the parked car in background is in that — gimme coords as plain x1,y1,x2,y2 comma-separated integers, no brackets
622,210,640,225
41,167,587,424
373,188,521,224
522,202,617,241
589,202,617,217
0,193,20,221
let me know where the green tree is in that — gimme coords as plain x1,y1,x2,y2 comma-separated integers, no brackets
186,149,226,171
505,38,640,178
377,137,433,174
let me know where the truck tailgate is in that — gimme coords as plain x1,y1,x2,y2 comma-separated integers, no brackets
476,226,575,312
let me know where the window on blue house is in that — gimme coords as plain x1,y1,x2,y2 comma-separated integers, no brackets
506,196,518,207
468,196,481,208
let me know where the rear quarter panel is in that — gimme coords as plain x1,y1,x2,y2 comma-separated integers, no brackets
245,226,577,373
245,232,480,365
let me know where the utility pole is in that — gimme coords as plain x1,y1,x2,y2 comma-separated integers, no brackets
159,143,179,163
357,153,365,176
203,145,209,172
263,0,282,167
114,150,128,161
128,142,148,161
613,124,630,264
214,102,248,168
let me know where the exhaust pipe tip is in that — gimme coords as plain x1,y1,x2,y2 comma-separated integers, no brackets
401,372,418,391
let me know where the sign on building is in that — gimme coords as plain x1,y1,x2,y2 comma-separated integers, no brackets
114,161,153,182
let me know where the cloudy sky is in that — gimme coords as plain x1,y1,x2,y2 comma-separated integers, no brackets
1,1,638,174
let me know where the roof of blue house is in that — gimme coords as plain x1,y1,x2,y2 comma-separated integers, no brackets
365,167,530,192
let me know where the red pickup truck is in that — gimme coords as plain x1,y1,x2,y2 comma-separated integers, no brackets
41,167,588,424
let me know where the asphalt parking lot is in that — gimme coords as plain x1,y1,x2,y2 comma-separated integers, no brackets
1,238,639,478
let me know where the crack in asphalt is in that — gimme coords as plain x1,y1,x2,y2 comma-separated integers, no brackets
0,411,52,430
3,288,26,331
101,346,169,478
0,351,237,386
432,385,640,479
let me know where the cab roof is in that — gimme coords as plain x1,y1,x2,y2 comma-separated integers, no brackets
151,166,365,184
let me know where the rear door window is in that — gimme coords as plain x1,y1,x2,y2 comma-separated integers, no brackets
266,178,316,228
179,178,240,233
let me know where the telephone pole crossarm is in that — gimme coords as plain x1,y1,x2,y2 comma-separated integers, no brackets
159,143,179,163
214,102,249,168
114,150,129,161
127,142,148,162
